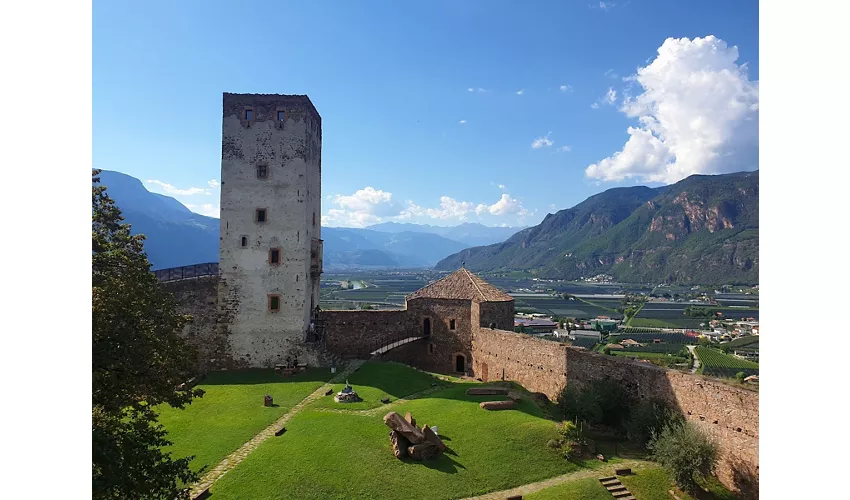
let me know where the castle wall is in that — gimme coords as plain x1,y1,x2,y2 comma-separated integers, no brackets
322,310,411,358
218,94,322,367
478,301,514,330
160,277,232,370
469,327,758,495
406,298,474,374
471,328,568,398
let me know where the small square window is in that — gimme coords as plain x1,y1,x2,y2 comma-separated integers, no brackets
269,295,280,312
270,248,281,265
257,165,268,179
241,236,248,247
256,209,267,223
450,319,456,330
278,111,285,121
245,109,253,120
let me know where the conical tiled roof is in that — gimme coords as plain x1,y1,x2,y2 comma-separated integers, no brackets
406,268,514,303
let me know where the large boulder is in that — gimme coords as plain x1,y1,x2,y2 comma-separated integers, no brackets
390,430,409,459
480,400,516,410
383,412,425,444
407,441,441,460
422,425,446,452
466,387,509,395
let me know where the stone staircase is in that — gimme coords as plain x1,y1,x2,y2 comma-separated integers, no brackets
598,476,636,500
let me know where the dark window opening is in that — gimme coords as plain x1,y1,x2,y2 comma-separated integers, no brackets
313,212,316,227
428,343,434,354
455,354,466,373
423,318,431,337
257,165,268,179
269,295,280,312
241,236,247,247
245,109,253,120
450,319,456,330
270,248,281,265
278,110,285,121
256,209,267,222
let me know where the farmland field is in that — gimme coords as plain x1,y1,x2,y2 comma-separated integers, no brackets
570,337,600,349
512,295,623,319
721,336,759,349
695,347,759,378
608,332,695,344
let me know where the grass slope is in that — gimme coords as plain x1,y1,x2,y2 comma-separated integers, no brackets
307,361,442,411
525,477,614,499
211,377,606,499
157,368,334,474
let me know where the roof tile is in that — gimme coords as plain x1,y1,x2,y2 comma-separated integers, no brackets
406,268,514,303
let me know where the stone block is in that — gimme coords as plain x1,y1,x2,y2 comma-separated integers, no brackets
479,400,516,410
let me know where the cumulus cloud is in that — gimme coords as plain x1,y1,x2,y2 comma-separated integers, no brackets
185,203,220,218
590,102,600,109
475,194,530,217
585,35,759,184
559,85,571,92
145,180,211,196
516,89,524,95
207,179,219,188
323,186,403,227
604,87,617,104
459,119,467,124
531,132,554,149
498,184,507,190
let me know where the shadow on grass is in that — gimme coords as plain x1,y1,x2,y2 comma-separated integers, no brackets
199,367,337,386
400,445,467,474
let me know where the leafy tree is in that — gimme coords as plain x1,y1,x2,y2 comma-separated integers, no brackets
648,421,719,493
698,336,711,347
92,169,204,499
735,371,745,383
557,379,631,428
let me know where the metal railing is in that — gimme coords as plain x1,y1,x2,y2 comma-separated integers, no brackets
154,262,219,282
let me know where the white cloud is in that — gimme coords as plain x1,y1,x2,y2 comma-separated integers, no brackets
605,68,619,79
531,132,554,149
145,180,211,196
207,179,219,188
516,89,524,95
559,85,571,92
467,87,487,93
185,203,220,218
475,193,530,217
478,88,487,92
598,1,616,10
558,146,572,153
604,87,617,104
459,119,467,124
323,186,404,227
548,203,557,211
467,88,474,92
585,35,759,184
424,196,476,220
590,102,600,109
498,184,507,190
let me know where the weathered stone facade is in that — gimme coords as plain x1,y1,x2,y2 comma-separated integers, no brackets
217,93,323,367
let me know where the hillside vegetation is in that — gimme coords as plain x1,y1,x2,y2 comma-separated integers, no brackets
437,171,758,285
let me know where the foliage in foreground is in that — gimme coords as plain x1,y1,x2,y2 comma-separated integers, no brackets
92,169,203,499
647,420,719,493
625,398,683,448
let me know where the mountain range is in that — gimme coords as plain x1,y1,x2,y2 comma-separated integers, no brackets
93,170,521,269
436,171,759,285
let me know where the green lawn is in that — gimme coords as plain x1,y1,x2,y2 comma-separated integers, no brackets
306,361,444,411
157,367,334,474
525,477,614,499
619,468,738,500
210,373,610,499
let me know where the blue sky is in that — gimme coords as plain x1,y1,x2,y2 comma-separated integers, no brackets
93,0,759,227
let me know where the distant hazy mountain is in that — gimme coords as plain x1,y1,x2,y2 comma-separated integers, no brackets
366,222,526,247
436,171,759,285
93,170,472,270
322,227,467,269
94,170,219,270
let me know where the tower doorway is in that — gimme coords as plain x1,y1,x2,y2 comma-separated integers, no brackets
455,354,466,373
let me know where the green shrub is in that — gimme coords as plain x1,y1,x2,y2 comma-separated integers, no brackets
557,379,631,428
625,399,682,448
735,372,745,383
648,421,719,493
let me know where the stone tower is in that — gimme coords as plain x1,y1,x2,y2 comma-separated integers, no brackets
218,93,323,367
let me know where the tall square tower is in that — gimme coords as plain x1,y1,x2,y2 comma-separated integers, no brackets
218,93,323,367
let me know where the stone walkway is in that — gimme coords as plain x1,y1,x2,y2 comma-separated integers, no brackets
189,359,366,499
460,459,651,500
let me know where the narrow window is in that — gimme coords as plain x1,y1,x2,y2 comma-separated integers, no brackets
268,295,280,312
278,110,285,121
428,343,434,354
257,165,268,179
269,248,281,265
241,236,247,247
256,209,267,223
313,212,316,227
450,319,456,330
245,109,253,120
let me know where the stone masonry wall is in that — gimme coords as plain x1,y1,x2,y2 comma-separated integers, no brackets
471,328,568,398
406,298,474,374
322,310,411,358
565,349,759,495
160,276,232,370
478,301,514,331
